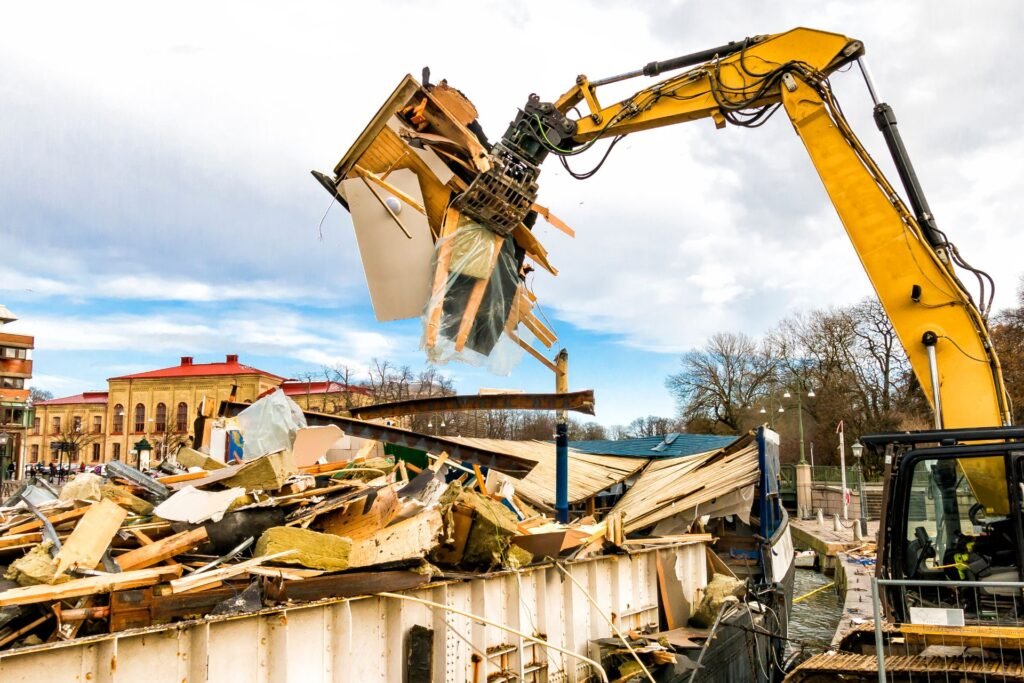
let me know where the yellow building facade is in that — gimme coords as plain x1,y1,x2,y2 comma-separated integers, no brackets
25,355,375,470
26,355,285,467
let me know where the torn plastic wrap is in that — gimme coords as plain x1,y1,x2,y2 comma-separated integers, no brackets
422,217,525,374
236,389,308,459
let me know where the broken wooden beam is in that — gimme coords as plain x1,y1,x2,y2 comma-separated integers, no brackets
115,527,210,571
348,509,442,568
0,565,183,607
347,390,596,419
319,486,398,542
6,506,89,536
168,550,296,594
53,499,128,578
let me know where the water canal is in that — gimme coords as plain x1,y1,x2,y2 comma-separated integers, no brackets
788,568,843,656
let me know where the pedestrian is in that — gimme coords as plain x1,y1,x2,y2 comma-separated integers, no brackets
48,461,56,482
6,461,15,480
79,461,86,474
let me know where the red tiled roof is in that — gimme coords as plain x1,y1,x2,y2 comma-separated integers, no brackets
280,380,370,396
36,391,109,406
109,355,285,382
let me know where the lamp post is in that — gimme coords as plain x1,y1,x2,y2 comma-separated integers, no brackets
0,432,10,484
783,386,815,465
758,384,815,463
758,402,785,429
851,441,868,535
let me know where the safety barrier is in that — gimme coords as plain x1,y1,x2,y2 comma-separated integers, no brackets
871,577,1024,681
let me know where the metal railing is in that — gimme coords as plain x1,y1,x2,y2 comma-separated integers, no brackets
871,577,1024,681
810,465,882,484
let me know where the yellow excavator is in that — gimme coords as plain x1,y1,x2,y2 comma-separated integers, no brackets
447,27,1021,681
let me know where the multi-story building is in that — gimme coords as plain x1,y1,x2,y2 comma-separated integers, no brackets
0,305,33,480
26,355,372,467
282,380,372,414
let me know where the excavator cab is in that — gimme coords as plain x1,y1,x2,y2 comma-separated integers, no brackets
873,427,1024,624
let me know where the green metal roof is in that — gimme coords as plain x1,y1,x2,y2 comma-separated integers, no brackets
569,433,738,458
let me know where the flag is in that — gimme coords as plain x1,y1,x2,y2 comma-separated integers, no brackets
836,420,844,434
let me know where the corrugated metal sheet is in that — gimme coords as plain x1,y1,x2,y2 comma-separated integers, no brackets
612,436,759,533
569,434,738,458
446,437,645,508
0,545,707,683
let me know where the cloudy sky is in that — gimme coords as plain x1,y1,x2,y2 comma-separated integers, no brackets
2,1,1022,427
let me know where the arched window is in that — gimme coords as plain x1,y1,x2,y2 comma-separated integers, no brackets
176,402,188,432
112,404,124,434
134,403,145,433
155,403,167,432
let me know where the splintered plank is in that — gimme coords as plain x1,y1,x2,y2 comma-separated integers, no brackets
0,565,182,607
115,527,210,571
168,550,296,594
53,499,128,577
319,486,399,541
156,470,211,485
531,203,575,238
355,121,450,231
348,509,443,568
0,532,44,551
6,506,90,536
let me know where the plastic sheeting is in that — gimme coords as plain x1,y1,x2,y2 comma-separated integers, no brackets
236,389,307,460
422,218,525,375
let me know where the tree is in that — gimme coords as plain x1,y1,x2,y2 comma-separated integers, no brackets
50,422,98,466
29,388,53,404
991,277,1024,424
769,298,928,472
152,433,189,461
569,420,607,441
666,332,779,433
625,415,682,438
607,424,631,440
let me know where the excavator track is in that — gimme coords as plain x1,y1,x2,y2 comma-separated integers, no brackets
786,652,1024,682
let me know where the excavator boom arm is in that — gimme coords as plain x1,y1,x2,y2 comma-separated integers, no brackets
503,27,1011,435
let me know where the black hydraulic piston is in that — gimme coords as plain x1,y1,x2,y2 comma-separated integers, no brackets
873,102,945,248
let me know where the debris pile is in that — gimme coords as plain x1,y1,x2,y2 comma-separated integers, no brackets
0,389,762,682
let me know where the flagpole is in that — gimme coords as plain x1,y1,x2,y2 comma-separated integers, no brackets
837,420,848,521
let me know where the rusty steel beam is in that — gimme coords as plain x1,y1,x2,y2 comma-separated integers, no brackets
219,401,538,476
348,390,595,420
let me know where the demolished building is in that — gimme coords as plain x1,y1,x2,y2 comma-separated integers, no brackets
0,389,793,681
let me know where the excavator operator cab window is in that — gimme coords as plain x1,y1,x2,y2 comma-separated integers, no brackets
897,452,1021,623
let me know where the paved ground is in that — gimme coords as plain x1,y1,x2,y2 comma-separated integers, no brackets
832,550,878,647
791,517,879,561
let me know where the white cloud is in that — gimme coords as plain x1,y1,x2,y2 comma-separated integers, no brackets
16,307,410,371
3,0,1023,424
0,264,319,303
29,373,97,396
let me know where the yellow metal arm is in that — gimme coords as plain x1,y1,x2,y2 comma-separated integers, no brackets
557,28,862,139
546,27,1011,431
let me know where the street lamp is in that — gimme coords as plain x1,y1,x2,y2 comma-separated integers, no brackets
758,384,814,462
851,441,868,535
0,432,10,483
